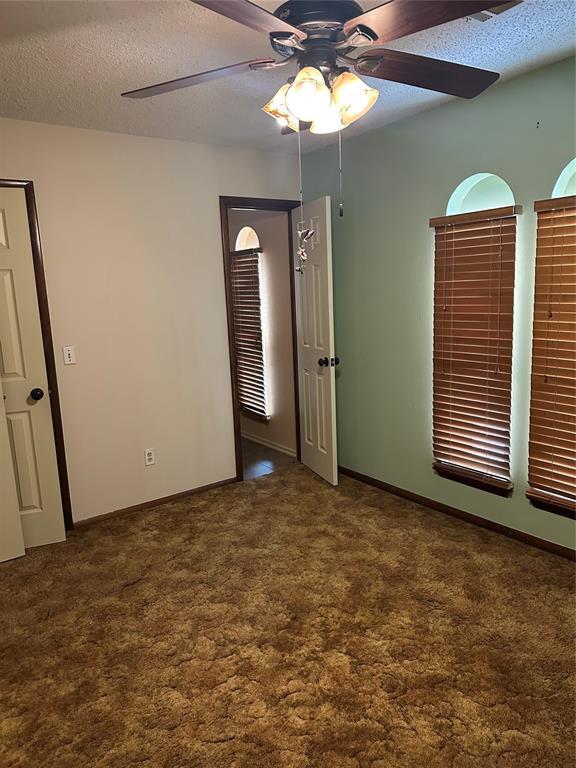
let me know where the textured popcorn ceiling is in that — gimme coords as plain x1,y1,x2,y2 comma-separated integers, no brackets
0,0,573,153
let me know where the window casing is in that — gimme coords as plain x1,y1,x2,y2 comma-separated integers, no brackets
230,246,270,421
527,195,576,517
429,205,522,494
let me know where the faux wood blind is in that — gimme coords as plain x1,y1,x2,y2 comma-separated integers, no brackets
527,195,576,517
430,206,522,494
230,247,270,421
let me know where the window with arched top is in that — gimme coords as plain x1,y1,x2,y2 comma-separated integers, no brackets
446,172,515,216
551,157,576,198
235,226,260,251
430,174,521,493
527,161,576,515
230,227,270,421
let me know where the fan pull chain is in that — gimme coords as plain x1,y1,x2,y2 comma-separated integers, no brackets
338,129,344,217
298,129,303,223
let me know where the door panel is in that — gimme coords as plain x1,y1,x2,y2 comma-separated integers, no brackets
0,376,25,562
0,187,65,549
0,269,26,376
293,196,338,485
7,411,43,510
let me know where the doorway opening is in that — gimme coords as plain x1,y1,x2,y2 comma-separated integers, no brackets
220,197,301,481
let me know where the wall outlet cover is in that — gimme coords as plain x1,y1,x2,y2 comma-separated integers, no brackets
62,345,76,365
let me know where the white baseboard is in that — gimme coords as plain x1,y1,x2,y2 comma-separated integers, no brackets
242,433,297,458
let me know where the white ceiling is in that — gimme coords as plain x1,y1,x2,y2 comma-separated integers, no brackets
0,0,574,153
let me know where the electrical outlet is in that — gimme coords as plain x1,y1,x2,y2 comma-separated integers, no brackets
62,345,76,365
144,448,155,466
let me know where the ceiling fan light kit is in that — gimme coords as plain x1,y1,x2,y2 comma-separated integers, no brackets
262,83,300,131
284,66,332,122
261,66,378,134
309,96,346,135
331,71,379,127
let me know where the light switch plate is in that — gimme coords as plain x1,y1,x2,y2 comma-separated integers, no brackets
63,345,76,365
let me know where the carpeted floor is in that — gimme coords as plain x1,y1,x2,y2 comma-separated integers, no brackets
1,465,574,768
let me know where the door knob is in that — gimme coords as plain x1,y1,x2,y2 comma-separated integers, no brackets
318,357,329,367
30,388,44,401
331,357,340,367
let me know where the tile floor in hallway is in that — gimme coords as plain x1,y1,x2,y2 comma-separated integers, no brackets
242,437,297,479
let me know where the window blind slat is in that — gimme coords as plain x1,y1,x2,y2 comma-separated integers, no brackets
431,209,518,492
528,197,576,516
230,248,269,421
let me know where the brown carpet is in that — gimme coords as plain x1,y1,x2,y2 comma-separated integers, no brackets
1,466,574,768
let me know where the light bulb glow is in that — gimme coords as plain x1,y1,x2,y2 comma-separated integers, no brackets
285,67,331,123
332,71,379,126
310,97,346,135
262,84,300,132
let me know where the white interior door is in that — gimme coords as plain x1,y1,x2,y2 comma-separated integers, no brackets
293,196,338,485
0,187,65,549
0,375,25,562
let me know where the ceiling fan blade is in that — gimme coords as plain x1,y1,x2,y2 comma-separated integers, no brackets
356,49,499,98
122,58,275,99
344,0,512,44
193,0,306,42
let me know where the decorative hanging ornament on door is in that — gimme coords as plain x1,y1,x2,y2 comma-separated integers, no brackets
296,229,314,273
296,132,315,274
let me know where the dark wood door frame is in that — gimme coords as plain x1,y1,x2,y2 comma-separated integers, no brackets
219,196,301,481
0,179,73,530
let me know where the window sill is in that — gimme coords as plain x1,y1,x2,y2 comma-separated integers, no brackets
527,489,576,520
433,462,513,497
240,407,271,424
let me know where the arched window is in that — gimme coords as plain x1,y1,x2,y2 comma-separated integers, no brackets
551,157,576,198
527,160,576,515
430,173,520,492
230,227,270,420
446,172,515,215
235,226,260,251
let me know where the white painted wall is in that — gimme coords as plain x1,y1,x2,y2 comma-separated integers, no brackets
228,209,297,456
0,118,299,521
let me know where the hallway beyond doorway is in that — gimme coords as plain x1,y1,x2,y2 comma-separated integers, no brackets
242,438,296,480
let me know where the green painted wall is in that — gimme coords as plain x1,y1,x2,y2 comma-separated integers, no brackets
303,57,576,549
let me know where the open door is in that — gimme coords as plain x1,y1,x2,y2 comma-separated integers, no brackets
0,376,25,562
292,196,338,485
0,186,66,549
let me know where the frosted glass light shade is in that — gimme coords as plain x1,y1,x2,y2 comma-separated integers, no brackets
310,97,345,134
285,67,331,122
262,84,300,132
332,71,378,126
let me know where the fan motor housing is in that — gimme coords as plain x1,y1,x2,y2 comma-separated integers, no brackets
273,0,363,28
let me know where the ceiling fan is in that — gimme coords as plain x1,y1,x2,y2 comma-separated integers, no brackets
122,0,514,135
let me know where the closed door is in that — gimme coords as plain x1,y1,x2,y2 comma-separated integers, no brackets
293,196,338,485
0,187,65,550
